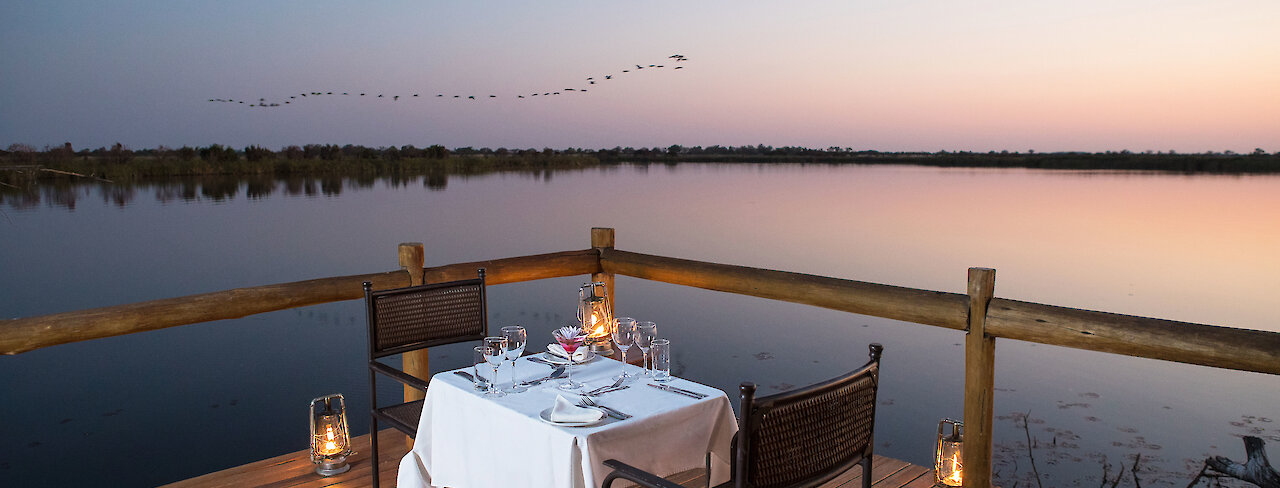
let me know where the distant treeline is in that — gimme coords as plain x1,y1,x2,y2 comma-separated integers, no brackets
3,142,1279,185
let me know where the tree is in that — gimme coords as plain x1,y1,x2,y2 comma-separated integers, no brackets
424,145,449,159
283,145,304,160
244,145,274,162
7,143,37,164
106,142,133,164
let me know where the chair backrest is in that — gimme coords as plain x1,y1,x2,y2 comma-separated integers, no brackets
363,269,487,359
735,343,883,488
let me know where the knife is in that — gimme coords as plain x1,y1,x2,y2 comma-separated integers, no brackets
595,404,632,420
453,370,489,386
647,383,705,399
662,384,708,398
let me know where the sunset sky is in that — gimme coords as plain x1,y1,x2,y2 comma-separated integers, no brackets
2,0,1277,153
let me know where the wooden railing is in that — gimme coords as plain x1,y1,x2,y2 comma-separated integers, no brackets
3,227,1278,487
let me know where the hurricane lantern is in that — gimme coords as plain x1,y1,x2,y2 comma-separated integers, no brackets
934,418,964,487
310,394,353,476
578,282,614,355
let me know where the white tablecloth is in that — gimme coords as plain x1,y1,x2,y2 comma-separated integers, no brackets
397,355,738,488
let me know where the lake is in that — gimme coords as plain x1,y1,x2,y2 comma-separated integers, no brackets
2,163,1277,487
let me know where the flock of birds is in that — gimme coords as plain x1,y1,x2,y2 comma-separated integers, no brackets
208,54,688,108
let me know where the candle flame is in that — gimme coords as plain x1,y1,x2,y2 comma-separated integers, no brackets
316,425,345,456
946,452,963,484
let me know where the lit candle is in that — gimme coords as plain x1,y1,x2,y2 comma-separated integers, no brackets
946,452,963,484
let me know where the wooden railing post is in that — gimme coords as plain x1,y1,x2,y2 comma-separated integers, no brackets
591,227,616,323
963,267,996,487
398,242,425,448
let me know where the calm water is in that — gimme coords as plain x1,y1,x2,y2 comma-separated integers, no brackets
2,164,1277,487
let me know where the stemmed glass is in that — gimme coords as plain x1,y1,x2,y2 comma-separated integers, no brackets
613,318,637,383
634,321,658,377
482,336,507,397
501,325,527,393
553,324,587,391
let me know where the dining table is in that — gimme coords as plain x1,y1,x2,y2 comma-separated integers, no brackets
396,350,738,488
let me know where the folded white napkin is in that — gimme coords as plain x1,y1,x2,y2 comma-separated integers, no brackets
547,343,589,361
550,394,603,422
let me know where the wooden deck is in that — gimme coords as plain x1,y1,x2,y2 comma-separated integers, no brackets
164,429,936,488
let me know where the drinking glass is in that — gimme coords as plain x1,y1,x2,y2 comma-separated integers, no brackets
482,336,507,397
501,325,527,393
553,324,586,391
634,321,658,377
651,338,672,382
612,318,637,382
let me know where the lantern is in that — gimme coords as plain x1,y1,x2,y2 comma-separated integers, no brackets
310,394,353,476
578,282,614,354
935,418,964,487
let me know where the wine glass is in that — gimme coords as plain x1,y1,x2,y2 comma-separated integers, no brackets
482,336,507,397
501,325,527,393
613,317,637,383
634,321,658,377
553,323,586,391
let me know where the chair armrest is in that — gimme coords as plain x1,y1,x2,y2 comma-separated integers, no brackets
369,361,430,391
601,459,686,488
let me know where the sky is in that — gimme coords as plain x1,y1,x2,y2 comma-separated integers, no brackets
2,0,1277,153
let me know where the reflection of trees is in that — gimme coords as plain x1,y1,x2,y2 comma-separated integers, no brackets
245,177,276,200
47,182,81,210
200,177,240,201
100,183,135,208
154,179,195,204
5,172,462,210
2,188,41,209
282,177,318,197
320,176,343,196
425,171,448,190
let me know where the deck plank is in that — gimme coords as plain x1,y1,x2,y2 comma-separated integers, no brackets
163,429,406,488
166,430,932,488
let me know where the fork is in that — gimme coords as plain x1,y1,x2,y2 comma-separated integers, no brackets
517,367,567,387
583,377,625,395
578,396,631,420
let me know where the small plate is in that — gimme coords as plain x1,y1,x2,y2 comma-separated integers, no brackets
538,407,605,427
541,348,596,365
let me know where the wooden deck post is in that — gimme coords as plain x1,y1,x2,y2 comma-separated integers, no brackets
963,267,996,487
591,227,616,322
591,228,620,360
399,242,426,448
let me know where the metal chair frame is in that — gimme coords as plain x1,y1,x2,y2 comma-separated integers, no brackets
602,343,883,488
363,269,487,488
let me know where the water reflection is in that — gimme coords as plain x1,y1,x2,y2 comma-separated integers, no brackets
0,169,613,209
1,165,1277,487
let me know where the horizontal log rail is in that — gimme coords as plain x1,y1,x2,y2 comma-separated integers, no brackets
0,249,599,356
3,245,1278,375
599,249,1280,376
599,249,971,331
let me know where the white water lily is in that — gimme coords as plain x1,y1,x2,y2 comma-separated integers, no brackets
554,325,585,340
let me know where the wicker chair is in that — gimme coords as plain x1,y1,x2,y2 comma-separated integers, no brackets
602,343,883,488
362,269,488,488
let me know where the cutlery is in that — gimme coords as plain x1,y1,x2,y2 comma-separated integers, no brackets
453,371,489,386
518,366,567,387
578,397,631,420
647,383,706,399
585,377,625,395
527,356,558,366
581,385,629,397
663,384,708,398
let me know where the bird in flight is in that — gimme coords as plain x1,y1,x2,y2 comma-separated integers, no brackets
209,54,689,109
